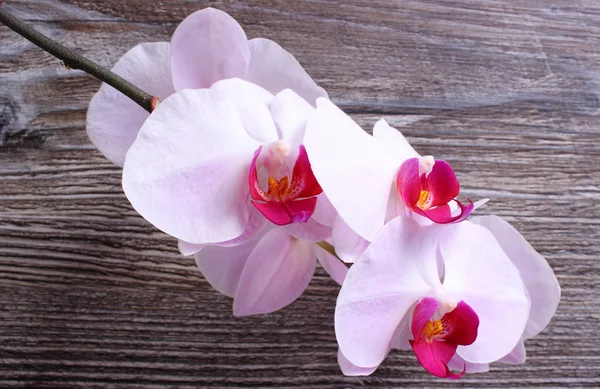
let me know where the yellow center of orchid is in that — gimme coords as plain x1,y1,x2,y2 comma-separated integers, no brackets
422,320,444,340
266,176,290,201
417,190,431,210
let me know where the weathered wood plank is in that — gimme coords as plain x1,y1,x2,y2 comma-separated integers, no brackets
1,0,599,387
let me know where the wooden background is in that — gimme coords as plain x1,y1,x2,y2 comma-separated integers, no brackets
1,0,599,388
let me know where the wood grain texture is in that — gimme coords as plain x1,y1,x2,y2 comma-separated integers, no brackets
1,0,599,387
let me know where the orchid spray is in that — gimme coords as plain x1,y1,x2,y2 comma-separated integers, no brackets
0,5,560,379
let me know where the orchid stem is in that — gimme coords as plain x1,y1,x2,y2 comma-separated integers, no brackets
0,7,158,113
316,241,351,269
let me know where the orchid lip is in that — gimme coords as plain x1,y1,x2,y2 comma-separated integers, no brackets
249,143,322,225
410,297,479,379
396,157,476,224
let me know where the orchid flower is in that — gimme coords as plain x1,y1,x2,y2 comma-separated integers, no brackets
304,99,482,262
87,7,327,167
121,77,347,314
335,215,559,378
123,77,326,244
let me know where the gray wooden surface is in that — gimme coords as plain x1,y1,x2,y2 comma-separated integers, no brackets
1,0,599,388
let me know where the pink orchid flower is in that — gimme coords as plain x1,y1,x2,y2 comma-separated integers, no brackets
303,99,481,249
335,215,559,378
87,7,327,167
123,78,326,245
121,78,347,315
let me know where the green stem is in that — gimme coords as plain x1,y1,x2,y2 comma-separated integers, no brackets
0,7,158,113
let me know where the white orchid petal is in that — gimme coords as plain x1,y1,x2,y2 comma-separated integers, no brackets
246,38,327,106
87,42,174,166
170,8,249,91
471,215,560,340
372,119,419,165
338,349,379,376
210,78,278,143
331,215,370,264
233,228,316,316
270,89,314,148
193,229,267,298
122,88,261,244
438,221,531,364
304,98,399,241
314,244,348,285
335,216,432,368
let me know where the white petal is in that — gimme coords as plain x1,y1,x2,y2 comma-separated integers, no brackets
338,349,379,376
194,229,267,298
178,204,267,256
233,228,317,316
335,216,433,368
498,341,526,365
178,240,203,256
87,42,174,166
284,218,331,242
447,354,490,374
314,243,348,285
331,215,370,264
311,194,338,228
122,88,261,244
210,78,278,143
390,314,412,351
246,38,327,106
437,222,531,364
270,89,314,148
170,8,250,91
372,119,419,165
304,98,399,241
471,215,560,339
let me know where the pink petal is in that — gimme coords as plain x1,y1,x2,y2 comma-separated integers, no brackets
372,119,419,165
304,98,399,241
194,227,269,298
436,221,530,364
411,297,439,340
233,228,317,316
410,337,461,379
270,89,314,148
170,8,250,91
331,215,370,263
335,216,433,368
87,42,174,166
416,199,475,224
122,88,260,244
246,38,327,106
251,196,317,226
210,79,278,143
290,145,322,199
396,158,422,207
441,301,479,346
471,215,560,340
314,243,348,285
422,160,460,208
338,349,379,376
